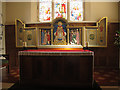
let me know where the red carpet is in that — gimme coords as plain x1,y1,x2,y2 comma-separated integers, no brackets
2,68,120,86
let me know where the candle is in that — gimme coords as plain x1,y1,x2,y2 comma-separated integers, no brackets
23,42,27,47
86,42,89,47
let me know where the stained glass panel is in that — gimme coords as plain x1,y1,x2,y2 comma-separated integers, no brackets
70,0,83,21
39,0,52,22
54,0,67,19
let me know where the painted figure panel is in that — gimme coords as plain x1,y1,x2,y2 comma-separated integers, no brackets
53,21,67,45
41,29,51,45
97,18,106,46
69,28,80,45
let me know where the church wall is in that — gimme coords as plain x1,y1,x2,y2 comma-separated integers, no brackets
5,2,31,24
85,2,118,21
4,2,119,25
2,2,6,25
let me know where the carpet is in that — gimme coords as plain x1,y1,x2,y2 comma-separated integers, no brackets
94,69,120,86
3,68,120,86
8,81,102,90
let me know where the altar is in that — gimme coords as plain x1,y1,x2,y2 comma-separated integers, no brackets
15,17,108,88
19,49,94,88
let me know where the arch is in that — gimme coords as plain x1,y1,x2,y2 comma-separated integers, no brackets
52,17,68,25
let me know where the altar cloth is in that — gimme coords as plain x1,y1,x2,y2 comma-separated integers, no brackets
18,49,94,56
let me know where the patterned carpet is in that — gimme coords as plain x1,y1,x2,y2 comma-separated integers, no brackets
94,69,120,86
2,68,120,86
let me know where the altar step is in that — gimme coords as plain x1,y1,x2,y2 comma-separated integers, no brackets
1,67,120,86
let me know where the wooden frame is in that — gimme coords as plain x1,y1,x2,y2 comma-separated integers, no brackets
15,17,108,48
23,27,37,47
84,27,98,47
97,17,108,47
83,17,108,47
15,19,25,47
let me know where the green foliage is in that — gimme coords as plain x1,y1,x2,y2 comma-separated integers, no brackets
114,31,120,47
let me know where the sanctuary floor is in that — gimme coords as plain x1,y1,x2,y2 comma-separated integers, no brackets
1,67,120,89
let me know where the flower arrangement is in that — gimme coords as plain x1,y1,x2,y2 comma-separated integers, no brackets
114,31,120,47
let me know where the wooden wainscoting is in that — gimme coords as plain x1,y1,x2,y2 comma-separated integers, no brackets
91,22,119,68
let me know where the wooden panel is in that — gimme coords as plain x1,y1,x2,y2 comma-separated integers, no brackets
5,25,16,68
97,56,107,66
26,23,51,27
108,56,119,67
64,56,93,82
91,22,119,68
64,57,81,81
19,55,93,87
32,57,49,80
69,23,96,27
48,57,64,81
20,56,33,80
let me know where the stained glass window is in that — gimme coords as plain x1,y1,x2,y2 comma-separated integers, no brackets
70,0,83,21
54,0,67,19
39,0,52,22
39,0,84,22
